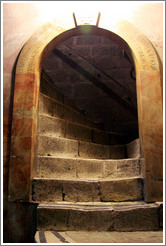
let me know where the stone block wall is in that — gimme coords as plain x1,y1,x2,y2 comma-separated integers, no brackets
43,35,138,141
3,2,163,243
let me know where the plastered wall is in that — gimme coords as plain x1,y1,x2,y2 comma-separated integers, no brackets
3,2,163,243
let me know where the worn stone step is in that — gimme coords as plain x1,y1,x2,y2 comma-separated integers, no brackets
38,113,111,145
38,135,78,158
39,93,103,130
36,201,161,231
32,177,143,203
39,112,127,146
35,230,163,243
38,135,126,159
36,156,142,179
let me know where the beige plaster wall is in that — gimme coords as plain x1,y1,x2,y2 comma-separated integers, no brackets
3,2,163,243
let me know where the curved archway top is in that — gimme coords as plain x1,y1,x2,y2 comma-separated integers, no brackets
16,20,160,76
113,20,160,71
9,19,163,202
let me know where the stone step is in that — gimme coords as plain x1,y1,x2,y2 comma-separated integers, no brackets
38,135,127,159
35,230,163,244
39,93,103,130
38,113,114,145
36,201,161,231
36,156,142,179
32,177,143,203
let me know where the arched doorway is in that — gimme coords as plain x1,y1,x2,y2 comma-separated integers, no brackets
42,32,138,145
8,21,162,204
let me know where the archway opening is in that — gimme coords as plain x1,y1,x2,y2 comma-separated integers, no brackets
32,27,142,206
9,23,162,204
41,28,139,146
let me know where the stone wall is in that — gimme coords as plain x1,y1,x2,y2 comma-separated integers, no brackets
43,34,138,140
3,2,163,243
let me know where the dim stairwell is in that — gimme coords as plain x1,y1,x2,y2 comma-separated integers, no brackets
33,73,162,242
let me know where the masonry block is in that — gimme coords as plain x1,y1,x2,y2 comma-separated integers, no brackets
79,141,110,159
38,114,65,138
116,158,141,177
68,209,114,231
91,45,122,57
37,136,78,158
114,205,159,231
127,138,140,158
33,178,101,203
36,157,77,179
76,159,103,179
103,158,140,179
76,35,102,45
100,178,143,202
40,73,63,103
32,179,63,202
37,206,69,231
39,94,64,118
89,56,130,70
65,122,92,142
63,180,100,202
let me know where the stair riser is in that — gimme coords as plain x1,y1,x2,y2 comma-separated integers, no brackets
126,139,140,158
36,157,141,179
38,136,78,159
32,178,143,203
38,115,66,138
38,136,126,159
37,206,159,231
39,93,101,129
39,114,111,145
100,179,143,202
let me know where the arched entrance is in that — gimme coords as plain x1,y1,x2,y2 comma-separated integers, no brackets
8,21,163,203
42,32,139,145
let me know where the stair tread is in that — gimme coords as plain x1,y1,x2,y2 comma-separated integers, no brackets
39,112,125,136
39,93,103,130
37,201,160,211
37,156,139,161
38,134,124,148
38,134,130,159
33,176,142,182
36,200,161,232
40,92,81,114
39,113,104,132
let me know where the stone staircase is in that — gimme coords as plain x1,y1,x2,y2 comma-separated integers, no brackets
33,72,162,241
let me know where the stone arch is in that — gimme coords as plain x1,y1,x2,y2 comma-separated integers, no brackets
8,20,163,202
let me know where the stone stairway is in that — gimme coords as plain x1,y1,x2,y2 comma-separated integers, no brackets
33,73,162,241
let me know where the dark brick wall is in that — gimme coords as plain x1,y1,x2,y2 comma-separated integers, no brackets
43,34,138,143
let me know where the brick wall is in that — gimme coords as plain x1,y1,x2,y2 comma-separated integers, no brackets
43,35,138,141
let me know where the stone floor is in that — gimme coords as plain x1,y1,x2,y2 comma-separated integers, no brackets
35,230,163,244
